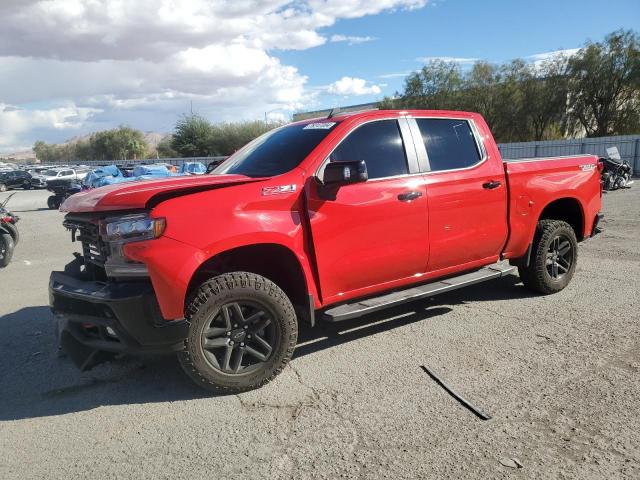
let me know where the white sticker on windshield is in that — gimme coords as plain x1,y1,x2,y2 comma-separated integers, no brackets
303,122,336,130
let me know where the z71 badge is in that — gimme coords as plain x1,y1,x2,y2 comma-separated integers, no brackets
580,164,596,171
262,184,297,196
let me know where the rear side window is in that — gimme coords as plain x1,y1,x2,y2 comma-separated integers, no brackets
330,120,408,179
416,119,481,172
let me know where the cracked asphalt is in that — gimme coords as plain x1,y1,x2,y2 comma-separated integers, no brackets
1,187,638,479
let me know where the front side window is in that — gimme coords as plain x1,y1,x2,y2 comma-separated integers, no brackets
416,118,481,172
216,121,339,178
329,120,408,179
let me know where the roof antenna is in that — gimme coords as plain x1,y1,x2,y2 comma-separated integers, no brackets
327,107,341,119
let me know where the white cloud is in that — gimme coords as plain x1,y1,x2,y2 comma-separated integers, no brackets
0,102,101,153
330,34,377,45
378,70,416,79
327,77,382,96
527,48,580,63
0,0,429,152
416,56,480,64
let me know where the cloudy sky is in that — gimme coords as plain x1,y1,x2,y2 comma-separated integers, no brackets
1,0,638,153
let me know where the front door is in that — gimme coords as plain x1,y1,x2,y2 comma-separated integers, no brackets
306,119,430,303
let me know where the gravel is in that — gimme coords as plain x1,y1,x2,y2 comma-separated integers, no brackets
0,187,638,479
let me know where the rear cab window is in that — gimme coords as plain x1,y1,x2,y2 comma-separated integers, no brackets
416,118,482,172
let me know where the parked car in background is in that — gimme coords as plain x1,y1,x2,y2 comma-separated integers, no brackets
179,162,207,175
0,170,33,191
31,167,90,188
51,109,603,393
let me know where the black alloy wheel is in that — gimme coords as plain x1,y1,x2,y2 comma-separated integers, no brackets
178,272,298,393
201,301,278,374
518,219,578,294
546,234,573,280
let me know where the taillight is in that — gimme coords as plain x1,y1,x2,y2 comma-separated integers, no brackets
598,160,604,197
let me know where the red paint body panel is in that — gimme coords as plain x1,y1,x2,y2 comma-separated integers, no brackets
59,110,602,321
60,174,261,212
306,175,430,302
502,155,602,258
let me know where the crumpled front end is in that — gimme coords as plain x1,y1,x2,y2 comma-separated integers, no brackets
50,212,192,370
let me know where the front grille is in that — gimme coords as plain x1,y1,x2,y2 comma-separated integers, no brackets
63,218,109,267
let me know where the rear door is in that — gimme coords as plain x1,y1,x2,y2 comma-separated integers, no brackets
307,118,430,302
409,117,508,272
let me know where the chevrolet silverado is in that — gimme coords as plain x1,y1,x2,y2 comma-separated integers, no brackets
50,110,603,392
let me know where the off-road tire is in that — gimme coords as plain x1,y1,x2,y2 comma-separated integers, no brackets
178,272,298,393
0,233,15,268
518,219,578,294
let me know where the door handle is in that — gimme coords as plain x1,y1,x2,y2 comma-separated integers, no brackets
397,191,423,201
482,180,501,189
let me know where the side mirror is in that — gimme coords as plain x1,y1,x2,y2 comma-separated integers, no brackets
322,160,368,186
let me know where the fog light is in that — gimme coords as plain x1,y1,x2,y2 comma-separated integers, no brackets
105,327,118,338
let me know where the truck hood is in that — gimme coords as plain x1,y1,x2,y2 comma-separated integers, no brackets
61,174,263,213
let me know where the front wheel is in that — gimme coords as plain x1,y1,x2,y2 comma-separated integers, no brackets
0,233,15,268
518,220,578,294
3,222,19,246
178,272,298,393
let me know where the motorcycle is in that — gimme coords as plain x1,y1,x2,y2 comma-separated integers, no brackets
0,192,20,268
601,147,634,191
46,179,83,210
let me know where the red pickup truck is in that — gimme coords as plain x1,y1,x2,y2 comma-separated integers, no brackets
51,110,603,392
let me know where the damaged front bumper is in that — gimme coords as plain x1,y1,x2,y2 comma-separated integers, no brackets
49,265,188,371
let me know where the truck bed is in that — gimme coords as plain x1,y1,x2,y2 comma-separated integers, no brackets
502,154,601,260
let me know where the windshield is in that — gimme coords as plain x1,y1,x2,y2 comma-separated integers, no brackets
43,169,59,176
214,121,339,177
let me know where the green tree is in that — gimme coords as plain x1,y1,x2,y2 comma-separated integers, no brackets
90,126,148,160
156,135,178,158
33,140,55,162
208,121,280,156
567,29,640,137
520,56,570,140
171,115,214,157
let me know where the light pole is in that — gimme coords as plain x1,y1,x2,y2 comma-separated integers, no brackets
264,108,280,125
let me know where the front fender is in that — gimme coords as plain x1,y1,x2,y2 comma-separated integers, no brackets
124,232,320,320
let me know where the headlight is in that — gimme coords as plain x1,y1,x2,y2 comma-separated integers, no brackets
101,213,166,243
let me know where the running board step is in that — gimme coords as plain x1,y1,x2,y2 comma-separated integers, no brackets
322,263,516,322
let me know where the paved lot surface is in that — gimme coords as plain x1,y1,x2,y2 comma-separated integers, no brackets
0,187,638,480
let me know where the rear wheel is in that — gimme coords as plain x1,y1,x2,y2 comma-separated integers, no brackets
178,272,298,393
519,220,578,294
0,233,14,268
47,195,60,209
